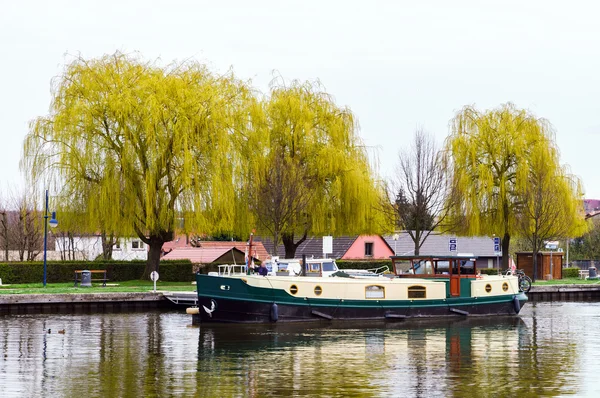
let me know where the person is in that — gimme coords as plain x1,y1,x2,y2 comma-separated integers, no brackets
257,262,269,276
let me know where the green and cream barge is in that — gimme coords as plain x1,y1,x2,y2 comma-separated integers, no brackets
192,255,528,323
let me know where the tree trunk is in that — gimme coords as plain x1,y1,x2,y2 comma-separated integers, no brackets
282,231,308,259
101,232,114,260
140,230,173,280
502,232,510,270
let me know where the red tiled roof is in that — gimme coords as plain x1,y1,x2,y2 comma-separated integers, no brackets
198,241,270,260
162,247,254,263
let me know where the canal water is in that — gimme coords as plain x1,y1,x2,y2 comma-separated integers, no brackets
0,302,598,397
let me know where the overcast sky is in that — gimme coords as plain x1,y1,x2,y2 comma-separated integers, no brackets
2,0,600,200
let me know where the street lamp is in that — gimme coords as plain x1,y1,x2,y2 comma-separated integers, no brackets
43,189,58,287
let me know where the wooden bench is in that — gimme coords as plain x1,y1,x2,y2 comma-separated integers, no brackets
579,269,589,279
74,270,108,287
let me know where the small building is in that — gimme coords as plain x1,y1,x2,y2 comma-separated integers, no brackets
516,251,564,280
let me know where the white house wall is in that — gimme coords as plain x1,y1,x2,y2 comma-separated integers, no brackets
54,236,148,261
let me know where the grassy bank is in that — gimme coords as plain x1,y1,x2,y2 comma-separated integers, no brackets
533,277,600,286
0,280,196,295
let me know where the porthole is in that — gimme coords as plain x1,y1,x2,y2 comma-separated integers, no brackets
502,282,509,292
314,286,323,296
485,284,492,293
290,285,298,295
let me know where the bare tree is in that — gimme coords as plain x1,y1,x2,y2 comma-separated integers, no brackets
393,129,450,255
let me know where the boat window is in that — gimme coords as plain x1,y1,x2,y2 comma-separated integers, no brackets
436,261,450,274
314,286,323,296
289,285,298,295
309,263,321,272
414,260,433,275
408,285,427,299
460,260,475,275
502,282,508,292
322,261,337,272
365,285,385,299
485,284,492,293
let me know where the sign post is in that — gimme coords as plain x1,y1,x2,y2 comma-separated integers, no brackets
150,271,159,293
493,237,501,272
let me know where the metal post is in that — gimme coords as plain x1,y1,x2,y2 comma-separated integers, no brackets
550,249,553,279
43,189,49,287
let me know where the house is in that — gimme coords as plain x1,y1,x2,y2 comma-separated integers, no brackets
161,237,270,264
383,232,505,269
54,235,148,261
259,235,394,260
162,246,257,265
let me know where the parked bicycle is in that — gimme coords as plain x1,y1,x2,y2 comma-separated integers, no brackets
505,269,532,293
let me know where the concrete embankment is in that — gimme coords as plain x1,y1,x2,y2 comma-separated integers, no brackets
0,292,173,315
528,285,600,301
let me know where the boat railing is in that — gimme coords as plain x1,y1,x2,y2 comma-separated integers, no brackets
217,264,248,276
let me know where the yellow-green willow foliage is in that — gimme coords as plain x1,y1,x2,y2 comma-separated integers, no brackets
22,53,253,275
518,145,587,279
237,80,390,257
444,103,585,269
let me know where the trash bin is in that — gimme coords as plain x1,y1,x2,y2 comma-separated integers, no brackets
81,270,92,287
589,267,597,279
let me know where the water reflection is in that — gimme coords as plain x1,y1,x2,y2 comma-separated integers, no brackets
0,303,599,397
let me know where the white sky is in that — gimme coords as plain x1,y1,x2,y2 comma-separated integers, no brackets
2,0,600,199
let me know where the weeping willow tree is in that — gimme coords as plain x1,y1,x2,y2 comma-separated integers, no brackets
444,103,581,269
237,80,391,258
517,146,587,280
22,53,253,277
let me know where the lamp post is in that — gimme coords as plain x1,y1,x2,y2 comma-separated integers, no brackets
43,189,58,287
393,233,399,255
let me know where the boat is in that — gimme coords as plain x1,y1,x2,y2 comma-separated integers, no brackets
190,254,528,323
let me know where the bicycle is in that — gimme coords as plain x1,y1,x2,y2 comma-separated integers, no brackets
505,269,532,293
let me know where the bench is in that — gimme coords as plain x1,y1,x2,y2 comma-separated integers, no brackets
74,270,108,287
579,270,589,279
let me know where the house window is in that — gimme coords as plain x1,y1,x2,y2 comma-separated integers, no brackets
365,242,374,257
113,241,121,251
132,240,141,249
408,285,427,299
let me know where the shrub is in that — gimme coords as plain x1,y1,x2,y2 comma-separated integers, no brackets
479,268,502,276
336,260,393,272
562,267,579,278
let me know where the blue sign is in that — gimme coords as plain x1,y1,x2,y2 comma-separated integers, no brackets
449,237,457,252
494,237,500,245
494,244,501,252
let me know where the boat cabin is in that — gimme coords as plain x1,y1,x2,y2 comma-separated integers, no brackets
263,257,339,277
391,255,479,297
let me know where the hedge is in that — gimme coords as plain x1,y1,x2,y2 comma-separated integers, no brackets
336,260,393,272
0,260,194,284
562,267,579,278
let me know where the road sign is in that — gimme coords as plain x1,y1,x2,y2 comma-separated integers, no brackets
449,237,457,252
150,271,159,293
493,237,501,254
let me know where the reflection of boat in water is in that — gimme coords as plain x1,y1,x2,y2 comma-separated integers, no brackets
192,255,527,323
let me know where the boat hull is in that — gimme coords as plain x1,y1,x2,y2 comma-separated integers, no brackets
195,274,527,323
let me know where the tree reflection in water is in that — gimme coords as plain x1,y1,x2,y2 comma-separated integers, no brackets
0,303,597,397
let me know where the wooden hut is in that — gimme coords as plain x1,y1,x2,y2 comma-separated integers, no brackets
516,251,564,280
